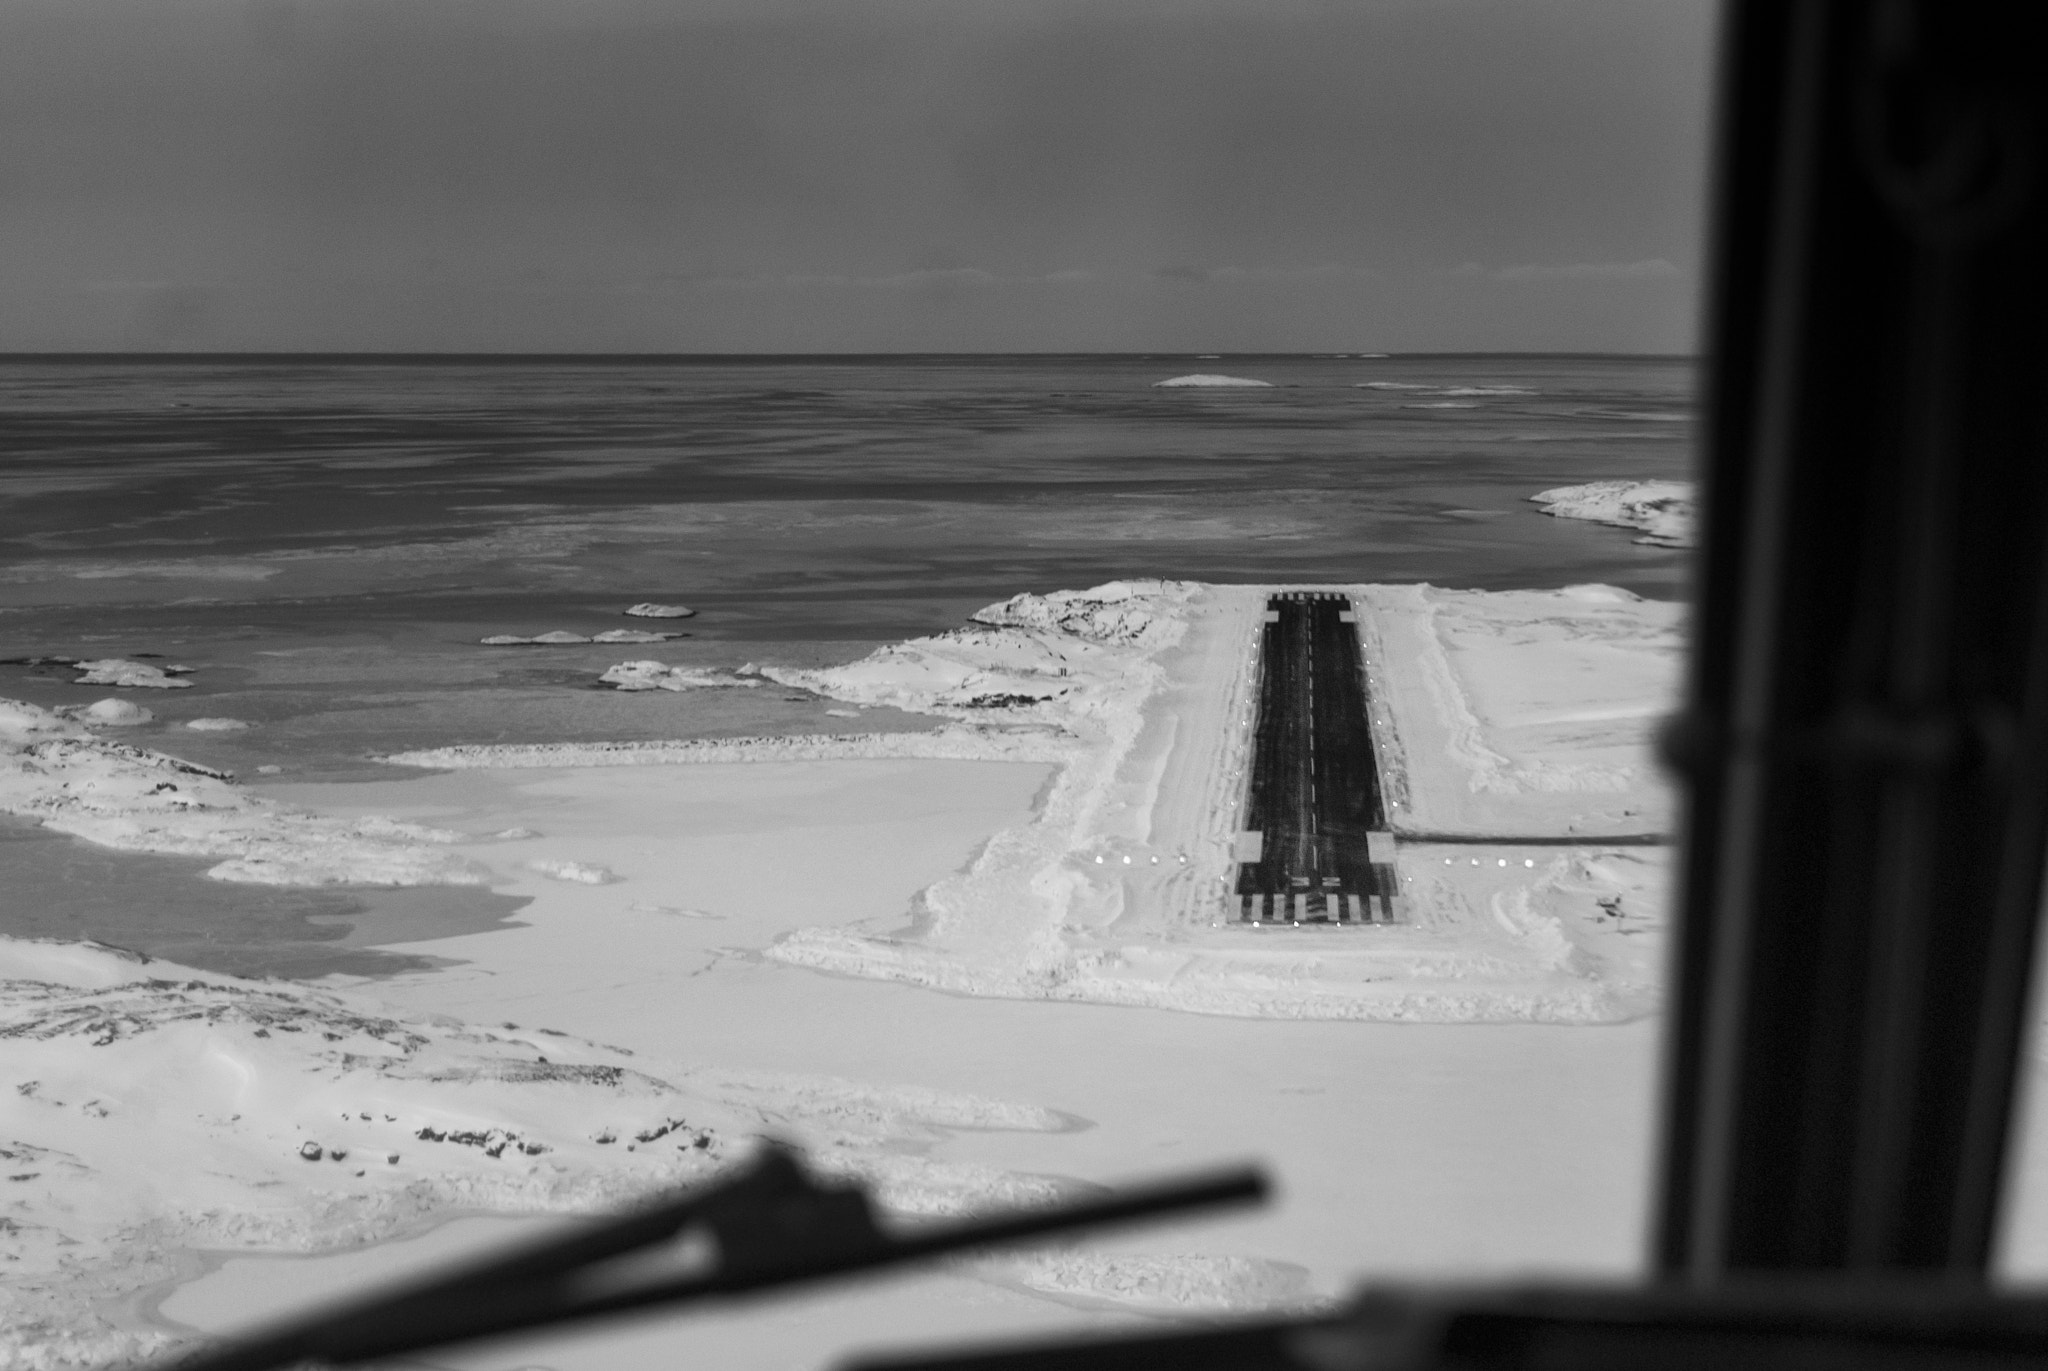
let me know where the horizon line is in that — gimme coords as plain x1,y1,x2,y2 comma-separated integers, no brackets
0,349,1699,362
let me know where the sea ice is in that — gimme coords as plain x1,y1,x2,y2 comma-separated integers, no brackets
591,628,684,643
529,858,619,884
1530,480,1696,548
69,697,155,726
71,658,193,688
1152,374,1273,388
0,697,488,886
185,716,251,731
481,630,594,646
598,660,757,691
624,602,696,618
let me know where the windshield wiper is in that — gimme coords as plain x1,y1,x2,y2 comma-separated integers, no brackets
161,1143,1267,1371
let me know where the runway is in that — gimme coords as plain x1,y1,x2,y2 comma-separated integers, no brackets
1232,592,1400,924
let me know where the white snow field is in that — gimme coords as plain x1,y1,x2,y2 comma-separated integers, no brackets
3,580,1713,1368
1529,480,1696,548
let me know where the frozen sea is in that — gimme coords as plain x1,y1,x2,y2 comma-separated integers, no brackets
0,353,1692,975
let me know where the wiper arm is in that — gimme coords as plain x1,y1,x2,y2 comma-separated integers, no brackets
161,1143,1268,1371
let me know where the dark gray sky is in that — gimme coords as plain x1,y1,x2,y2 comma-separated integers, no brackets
0,0,1716,353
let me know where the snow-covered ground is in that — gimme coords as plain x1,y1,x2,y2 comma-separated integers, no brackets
0,937,1160,1367
2,579,1695,1367
1529,481,1696,548
741,582,1676,1023
0,699,485,887
21,575,2048,1369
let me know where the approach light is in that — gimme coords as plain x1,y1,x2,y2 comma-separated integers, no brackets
1524,859,1534,868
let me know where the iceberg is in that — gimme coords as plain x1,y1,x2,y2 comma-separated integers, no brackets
1530,480,1696,548
598,660,758,691
72,658,193,689
67,698,155,727
1152,374,1273,388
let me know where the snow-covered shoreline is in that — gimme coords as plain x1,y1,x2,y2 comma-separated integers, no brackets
6,578,1681,1021
361,579,1680,1023
1530,480,1696,547
2,577,1693,1364
0,700,487,887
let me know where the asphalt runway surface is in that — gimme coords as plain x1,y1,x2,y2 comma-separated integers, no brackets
1233,593,1399,924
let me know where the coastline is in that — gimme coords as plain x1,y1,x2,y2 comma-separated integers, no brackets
0,578,1688,1366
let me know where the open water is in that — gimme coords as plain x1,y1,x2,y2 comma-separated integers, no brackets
1,352,1691,628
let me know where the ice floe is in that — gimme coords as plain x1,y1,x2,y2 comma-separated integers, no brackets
483,629,687,646
0,697,488,887
72,658,193,688
528,858,618,885
1360,382,1534,398
66,697,155,727
184,717,252,732
597,660,759,691
624,602,696,618
1530,480,1696,548
1152,374,1273,388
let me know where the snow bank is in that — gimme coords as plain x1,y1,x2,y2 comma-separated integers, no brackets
0,698,487,887
1531,480,1696,548
1152,374,1272,388
72,658,192,689
1357,583,1683,838
986,1251,1321,1314
598,660,758,692
760,580,1197,728
0,938,1172,1365
0,936,737,1366
380,728,1071,770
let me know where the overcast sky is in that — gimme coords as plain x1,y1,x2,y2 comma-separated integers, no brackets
0,0,1717,353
